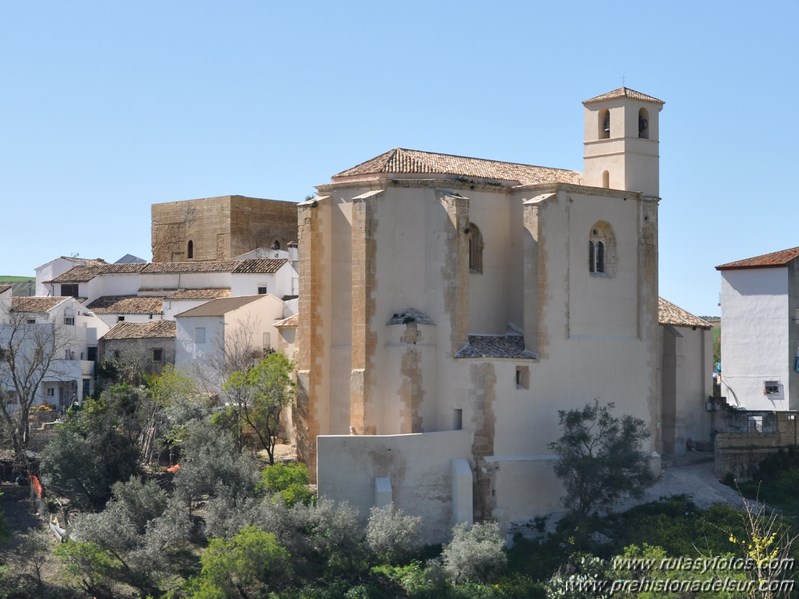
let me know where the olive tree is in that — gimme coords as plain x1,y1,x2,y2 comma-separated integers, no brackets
548,400,654,519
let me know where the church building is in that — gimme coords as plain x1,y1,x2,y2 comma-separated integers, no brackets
295,88,676,540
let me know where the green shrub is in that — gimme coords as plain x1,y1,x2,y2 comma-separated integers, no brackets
442,522,507,584
258,462,315,507
366,504,423,564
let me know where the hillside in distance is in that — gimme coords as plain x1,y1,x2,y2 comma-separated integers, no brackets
0,276,35,296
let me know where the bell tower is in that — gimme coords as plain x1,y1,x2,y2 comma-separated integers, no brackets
582,87,664,198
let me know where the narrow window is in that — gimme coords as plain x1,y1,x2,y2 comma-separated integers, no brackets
187,240,194,259
588,222,616,277
453,409,463,431
195,327,206,344
599,108,610,139
87,347,98,361
263,332,271,349
595,241,605,273
467,222,483,273
602,170,610,188
516,366,529,389
638,107,650,139
152,348,163,362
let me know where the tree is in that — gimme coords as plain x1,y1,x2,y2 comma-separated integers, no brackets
40,392,141,511
548,400,654,519
172,420,259,512
192,527,292,598
366,504,422,564
442,521,507,584
222,352,295,463
0,310,72,474
68,477,192,595
257,462,314,507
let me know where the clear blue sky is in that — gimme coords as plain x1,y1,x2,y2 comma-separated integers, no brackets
2,1,797,316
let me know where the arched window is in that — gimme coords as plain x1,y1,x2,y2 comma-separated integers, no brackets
271,240,281,250
602,170,610,188
187,240,194,259
588,222,616,276
598,108,610,139
638,107,649,139
467,222,483,273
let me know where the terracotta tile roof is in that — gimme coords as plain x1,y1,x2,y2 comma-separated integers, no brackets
11,297,69,313
49,259,286,283
583,87,665,105
102,320,176,340
167,288,231,300
455,335,536,359
49,262,108,283
142,260,240,273
274,313,299,328
333,148,581,186
176,295,266,318
716,247,799,271
232,259,288,274
101,263,147,274
658,297,711,329
86,296,164,315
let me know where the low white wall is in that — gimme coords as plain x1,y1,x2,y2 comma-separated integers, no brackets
317,430,473,544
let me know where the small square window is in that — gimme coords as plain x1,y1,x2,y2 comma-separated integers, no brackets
257,284,268,295
152,348,163,363
26,318,36,324
64,317,75,326
117,316,125,322
764,381,780,395
46,388,55,397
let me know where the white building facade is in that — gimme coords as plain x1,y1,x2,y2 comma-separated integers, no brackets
717,247,799,411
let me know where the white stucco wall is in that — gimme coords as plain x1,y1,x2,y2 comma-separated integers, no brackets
660,324,713,454
721,268,790,410
317,430,473,544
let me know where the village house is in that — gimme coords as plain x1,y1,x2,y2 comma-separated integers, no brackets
98,320,177,377
174,294,286,391
293,87,714,541
716,247,799,412
0,286,109,409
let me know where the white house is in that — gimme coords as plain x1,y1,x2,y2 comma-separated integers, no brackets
716,247,799,411
174,294,286,391
0,287,109,410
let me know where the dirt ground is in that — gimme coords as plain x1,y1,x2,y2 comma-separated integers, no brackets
0,483,66,590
